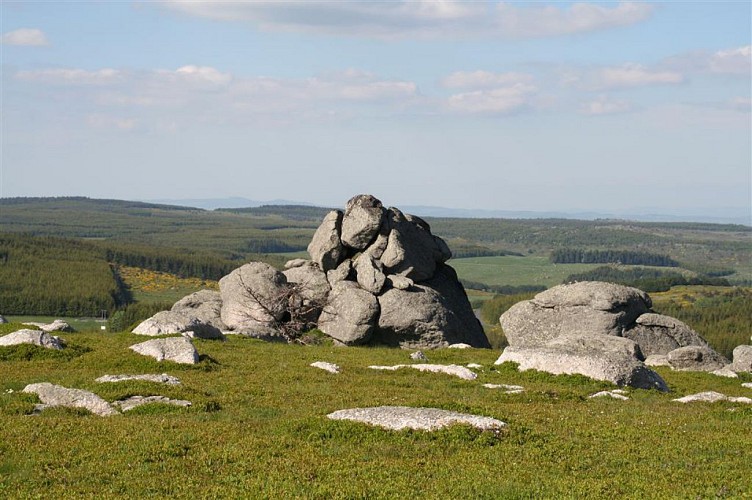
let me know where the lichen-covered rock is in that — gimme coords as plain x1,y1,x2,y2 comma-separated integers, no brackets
731,345,752,372
327,406,505,431
219,262,289,332
307,210,345,271
496,333,668,391
623,313,708,357
23,382,117,416
375,264,489,349
0,329,64,350
353,252,386,294
133,310,223,339
283,261,331,305
129,336,199,365
667,345,729,372
380,208,440,282
171,289,226,330
318,281,379,345
340,194,385,250
95,373,181,385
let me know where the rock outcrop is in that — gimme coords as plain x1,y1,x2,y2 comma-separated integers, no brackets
219,262,289,335
129,337,199,364
0,329,64,350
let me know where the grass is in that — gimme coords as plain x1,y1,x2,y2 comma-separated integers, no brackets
4,316,106,333
450,255,605,288
1,332,750,498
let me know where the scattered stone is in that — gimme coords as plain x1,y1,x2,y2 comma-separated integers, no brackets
23,382,117,416
742,383,752,389
711,367,739,378
0,329,64,350
23,319,72,333
95,373,181,385
310,361,341,374
410,351,427,361
644,354,670,367
327,406,505,431
589,391,630,400
448,343,472,349
483,384,524,394
133,310,223,339
673,391,752,404
667,345,729,372
466,363,483,369
318,281,380,345
307,210,345,271
113,395,192,412
496,333,668,391
369,364,477,381
129,337,199,365
730,345,752,372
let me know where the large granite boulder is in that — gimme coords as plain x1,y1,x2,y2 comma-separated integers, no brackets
283,261,331,305
220,262,289,333
340,194,385,250
666,345,729,372
496,333,668,391
501,282,651,348
318,281,379,345
132,310,223,339
129,336,199,365
375,264,489,349
23,382,118,416
623,313,708,356
380,208,442,282
731,345,752,372
171,289,226,330
0,329,64,350
307,210,345,271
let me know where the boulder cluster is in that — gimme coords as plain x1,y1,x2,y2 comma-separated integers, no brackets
495,281,745,389
133,194,489,349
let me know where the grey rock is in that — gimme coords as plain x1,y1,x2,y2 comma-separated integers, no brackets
95,373,181,385
495,333,668,391
340,194,385,250
386,274,413,290
129,336,199,365
0,315,6,324
0,329,63,350
374,264,489,349
327,406,505,431
284,258,309,269
219,262,289,332
133,310,223,339
501,282,651,349
113,395,191,412
742,383,752,389
310,361,340,374
354,253,386,294
171,289,226,331
23,382,118,416
731,345,752,372
318,281,379,345
326,258,353,286
589,391,630,400
667,345,729,372
410,351,427,361
283,261,331,305
448,343,472,349
380,208,439,282
711,366,739,378
623,313,709,356
483,383,524,393
368,363,477,380
308,210,345,271
673,391,752,404
364,223,390,260
644,354,671,367
23,319,73,332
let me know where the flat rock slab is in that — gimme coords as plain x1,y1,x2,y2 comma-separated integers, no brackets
0,329,63,350
310,361,340,374
113,395,192,412
23,382,118,416
742,383,752,389
589,391,630,400
710,367,738,378
129,337,199,364
673,391,752,404
369,364,477,381
483,384,524,394
327,406,505,431
95,374,181,385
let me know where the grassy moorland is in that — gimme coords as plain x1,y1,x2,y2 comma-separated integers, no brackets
0,330,750,498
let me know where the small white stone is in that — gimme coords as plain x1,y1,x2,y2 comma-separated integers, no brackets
448,343,472,349
310,361,340,374
589,391,629,401
466,363,483,369
741,383,752,389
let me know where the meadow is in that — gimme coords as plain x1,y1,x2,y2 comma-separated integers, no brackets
1,330,750,498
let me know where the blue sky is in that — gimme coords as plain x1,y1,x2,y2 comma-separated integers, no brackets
1,1,750,216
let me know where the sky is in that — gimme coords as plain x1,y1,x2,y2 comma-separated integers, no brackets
1,1,750,217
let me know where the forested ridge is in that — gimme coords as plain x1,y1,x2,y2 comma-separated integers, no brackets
550,248,678,267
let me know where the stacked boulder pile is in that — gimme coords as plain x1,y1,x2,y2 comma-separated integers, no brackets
133,195,489,349
496,282,740,390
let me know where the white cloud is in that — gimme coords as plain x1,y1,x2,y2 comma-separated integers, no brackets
15,68,122,85
596,63,683,89
710,46,751,74
161,1,654,39
730,97,751,112
580,95,631,115
446,84,537,114
172,65,233,85
87,114,138,131
1,28,49,46
442,71,535,89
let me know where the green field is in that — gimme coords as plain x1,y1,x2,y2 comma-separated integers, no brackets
450,255,606,288
4,316,106,333
0,332,750,498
